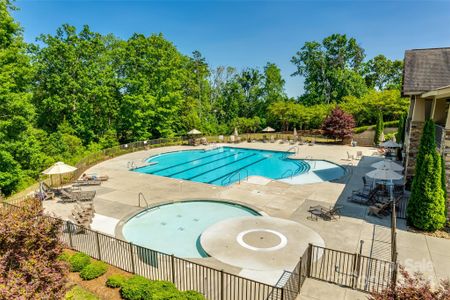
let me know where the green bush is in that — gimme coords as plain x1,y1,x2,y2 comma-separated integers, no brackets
69,252,91,272
106,274,128,288
65,285,99,300
118,276,198,300
57,251,72,263
120,276,153,300
79,261,108,280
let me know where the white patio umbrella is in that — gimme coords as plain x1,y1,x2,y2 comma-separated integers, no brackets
381,140,400,148
262,126,275,132
187,129,202,135
233,127,239,136
42,161,77,186
371,160,404,172
366,168,403,181
293,128,298,136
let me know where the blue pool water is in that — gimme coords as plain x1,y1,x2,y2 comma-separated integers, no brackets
134,147,310,186
122,201,260,258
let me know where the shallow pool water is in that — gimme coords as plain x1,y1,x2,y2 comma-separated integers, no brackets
122,201,260,258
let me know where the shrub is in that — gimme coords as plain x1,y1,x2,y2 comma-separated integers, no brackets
369,266,450,300
69,252,91,272
58,251,72,263
120,275,154,300
80,261,108,280
0,199,69,299
65,285,99,300
106,274,128,288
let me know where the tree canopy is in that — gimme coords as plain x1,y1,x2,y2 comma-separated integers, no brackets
0,2,410,195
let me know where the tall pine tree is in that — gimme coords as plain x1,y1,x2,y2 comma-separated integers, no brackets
407,119,447,231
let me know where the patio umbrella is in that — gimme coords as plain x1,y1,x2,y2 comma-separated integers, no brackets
262,126,275,132
371,160,404,172
233,127,239,136
366,168,403,181
42,161,77,186
187,129,202,135
293,128,298,136
381,140,400,148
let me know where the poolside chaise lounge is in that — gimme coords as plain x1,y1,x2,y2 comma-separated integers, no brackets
73,180,102,187
308,205,343,221
348,187,379,205
60,189,96,203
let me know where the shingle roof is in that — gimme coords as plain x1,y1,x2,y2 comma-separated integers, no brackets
402,47,450,95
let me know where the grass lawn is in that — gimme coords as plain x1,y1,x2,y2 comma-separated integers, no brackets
65,285,99,300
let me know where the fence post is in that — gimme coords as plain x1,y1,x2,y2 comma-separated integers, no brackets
351,253,360,289
171,254,176,284
220,269,224,300
306,243,313,277
67,220,73,248
280,286,285,300
95,231,101,260
129,243,135,274
297,257,303,293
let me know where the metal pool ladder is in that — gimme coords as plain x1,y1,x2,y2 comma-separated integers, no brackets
283,146,298,159
221,168,249,185
138,192,149,208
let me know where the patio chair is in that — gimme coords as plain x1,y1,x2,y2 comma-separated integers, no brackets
308,205,343,221
356,151,363,160
346,151,354,161
270,135,275,143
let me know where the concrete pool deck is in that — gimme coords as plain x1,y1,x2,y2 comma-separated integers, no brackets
42,142,450,298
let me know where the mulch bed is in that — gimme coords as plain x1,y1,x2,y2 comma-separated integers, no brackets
408,226,450,240
65,249,132,300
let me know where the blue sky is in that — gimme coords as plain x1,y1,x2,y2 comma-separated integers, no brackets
13,0,450,97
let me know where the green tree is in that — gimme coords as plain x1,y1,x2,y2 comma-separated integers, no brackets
291,34,367,104
362,54,403,90
0,150,22,195
32,24,120,143
407,119,447,231
262,62,286,107
396,113,406,144
374,112,384,145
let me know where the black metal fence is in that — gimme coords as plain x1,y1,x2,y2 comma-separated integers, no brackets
309,245,395,293
59,221,284,300
1,201,398,299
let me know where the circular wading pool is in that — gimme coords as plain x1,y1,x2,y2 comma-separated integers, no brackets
121,200,261,258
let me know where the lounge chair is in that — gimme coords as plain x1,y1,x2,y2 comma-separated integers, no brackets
368,201,392,218
348,187,379,205
308,205,343,221
270,135,275,143
347,152,354,161
73,180,102,187
60,189,96,203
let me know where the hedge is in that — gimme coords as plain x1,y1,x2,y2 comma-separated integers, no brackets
106,274,128,288
69,252,91,272
80,261,108,280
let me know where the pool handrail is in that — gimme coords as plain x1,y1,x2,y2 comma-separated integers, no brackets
283,146,298,159
221,168,249,185
138,192,149,208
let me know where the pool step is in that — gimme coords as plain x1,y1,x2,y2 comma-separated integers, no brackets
165,152,240,177
186,153,257,180
207,156,269,185
149,151,224,174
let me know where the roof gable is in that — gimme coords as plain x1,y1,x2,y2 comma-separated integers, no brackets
402,47,450,95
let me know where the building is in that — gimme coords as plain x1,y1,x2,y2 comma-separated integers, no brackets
402,47,450,217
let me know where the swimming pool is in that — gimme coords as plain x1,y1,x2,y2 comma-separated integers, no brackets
122,200,260,258
134,147,310,186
